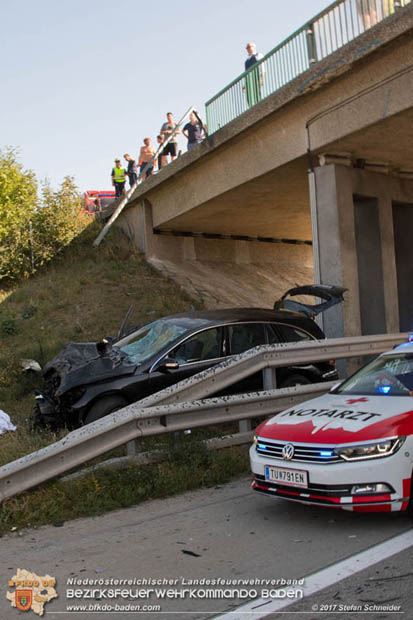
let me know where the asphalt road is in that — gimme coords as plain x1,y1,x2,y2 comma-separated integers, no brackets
0,475,411,620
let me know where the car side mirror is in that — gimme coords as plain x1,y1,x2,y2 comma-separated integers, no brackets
155,356,179,373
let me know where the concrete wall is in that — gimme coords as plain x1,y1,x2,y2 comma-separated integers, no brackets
116,201,314,309
311,164,413,338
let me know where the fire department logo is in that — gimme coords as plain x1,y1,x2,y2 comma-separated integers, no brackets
6,569,57,616
16,589,33,611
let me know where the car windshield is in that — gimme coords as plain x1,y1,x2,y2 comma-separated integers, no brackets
117,319,188,364
334,352,413,396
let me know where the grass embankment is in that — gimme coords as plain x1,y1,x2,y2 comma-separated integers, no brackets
0,221,250,533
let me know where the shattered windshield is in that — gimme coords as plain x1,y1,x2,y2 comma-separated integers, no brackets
117,319,188,364
334,353,413,397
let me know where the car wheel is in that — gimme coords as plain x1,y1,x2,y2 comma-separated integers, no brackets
84,395,127,425
280,374,312,388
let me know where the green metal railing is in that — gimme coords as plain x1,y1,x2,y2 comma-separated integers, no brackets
205,0,410,134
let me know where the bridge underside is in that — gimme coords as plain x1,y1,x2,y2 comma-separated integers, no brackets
155,107,413,241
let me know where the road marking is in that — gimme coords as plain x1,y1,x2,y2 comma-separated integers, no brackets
214,529,413,619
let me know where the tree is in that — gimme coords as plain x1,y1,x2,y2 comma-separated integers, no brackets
33,176,87,267
0,148,38,281
0,149,88,283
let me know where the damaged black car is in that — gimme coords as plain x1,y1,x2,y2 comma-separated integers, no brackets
33,284,346,429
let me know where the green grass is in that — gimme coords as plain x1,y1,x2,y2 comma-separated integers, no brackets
0,438,250,535
0,221,250,531
0,221,199,434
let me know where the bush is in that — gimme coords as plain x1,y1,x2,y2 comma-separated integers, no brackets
0,148,88,283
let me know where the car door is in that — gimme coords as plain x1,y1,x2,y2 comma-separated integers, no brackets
148,327,226,395
221,322,268,394
270,322,319,384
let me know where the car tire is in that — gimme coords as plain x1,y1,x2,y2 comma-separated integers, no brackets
280,374,312,388
84,395,127,425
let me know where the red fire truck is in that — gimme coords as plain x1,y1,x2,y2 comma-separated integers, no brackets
83,190,115,216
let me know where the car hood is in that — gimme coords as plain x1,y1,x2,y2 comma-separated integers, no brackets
43,341,137,396
257,393,413,444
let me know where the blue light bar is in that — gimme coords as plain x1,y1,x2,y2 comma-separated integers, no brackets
378,386,391,394
319,450,334,457
258,444,267,450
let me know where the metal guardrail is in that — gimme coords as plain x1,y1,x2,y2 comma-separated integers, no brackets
0,332,408,501
205,0,410,134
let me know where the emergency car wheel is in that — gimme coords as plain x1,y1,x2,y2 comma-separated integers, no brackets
280,374,311,388
84,395,127,425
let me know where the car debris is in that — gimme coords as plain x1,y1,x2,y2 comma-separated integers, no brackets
21,359,42,373
0,410,16,435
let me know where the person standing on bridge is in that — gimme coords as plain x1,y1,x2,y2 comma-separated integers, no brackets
124,153,138,188
182,112,206,151
111,158,126,198
138,138,156,181
160,112,180,167
244,42,264,108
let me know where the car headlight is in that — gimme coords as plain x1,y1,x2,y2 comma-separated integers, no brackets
253,434,258,448
336,437,405,461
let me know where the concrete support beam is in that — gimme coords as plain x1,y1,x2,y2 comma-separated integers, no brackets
311,164,413,338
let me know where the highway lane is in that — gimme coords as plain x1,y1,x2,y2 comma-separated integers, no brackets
0,475,411,619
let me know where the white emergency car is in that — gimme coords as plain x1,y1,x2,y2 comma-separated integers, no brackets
250,341,413,513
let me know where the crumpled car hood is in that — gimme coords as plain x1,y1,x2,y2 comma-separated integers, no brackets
43,342,137,396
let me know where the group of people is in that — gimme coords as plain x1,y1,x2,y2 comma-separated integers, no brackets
111,111,207,198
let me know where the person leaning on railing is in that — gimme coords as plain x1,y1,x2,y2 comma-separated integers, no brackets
243,42,265,108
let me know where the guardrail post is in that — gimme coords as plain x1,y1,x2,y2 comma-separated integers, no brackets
306,23,317,65
126,439,139,456
238,366,278,433
238,419,252,432
263,367,277,390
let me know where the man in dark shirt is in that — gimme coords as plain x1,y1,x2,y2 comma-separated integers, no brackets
182,112,206,151
124,154,138,188
244,42,264,107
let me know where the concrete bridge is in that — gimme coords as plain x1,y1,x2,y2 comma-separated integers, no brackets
115,3,413,338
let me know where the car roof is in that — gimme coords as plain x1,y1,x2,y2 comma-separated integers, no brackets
156,307,322,332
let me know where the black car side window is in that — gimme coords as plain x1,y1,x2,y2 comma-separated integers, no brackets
276,324,313,342
173,328,223,364
267,324,281,344
229,324,266,355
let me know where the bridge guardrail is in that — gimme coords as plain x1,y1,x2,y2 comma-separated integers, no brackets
0,332,408,502
205,0,410,134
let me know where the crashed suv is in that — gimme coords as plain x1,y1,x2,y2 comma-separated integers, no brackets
33,284,346,429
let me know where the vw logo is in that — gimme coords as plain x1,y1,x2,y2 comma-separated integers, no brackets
282,444,295,461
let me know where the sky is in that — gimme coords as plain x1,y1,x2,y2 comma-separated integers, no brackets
1,0,333,194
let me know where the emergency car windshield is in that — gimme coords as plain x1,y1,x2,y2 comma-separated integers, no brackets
334,353,413,396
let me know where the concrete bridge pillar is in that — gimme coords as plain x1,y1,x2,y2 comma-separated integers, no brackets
310,164,413,338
